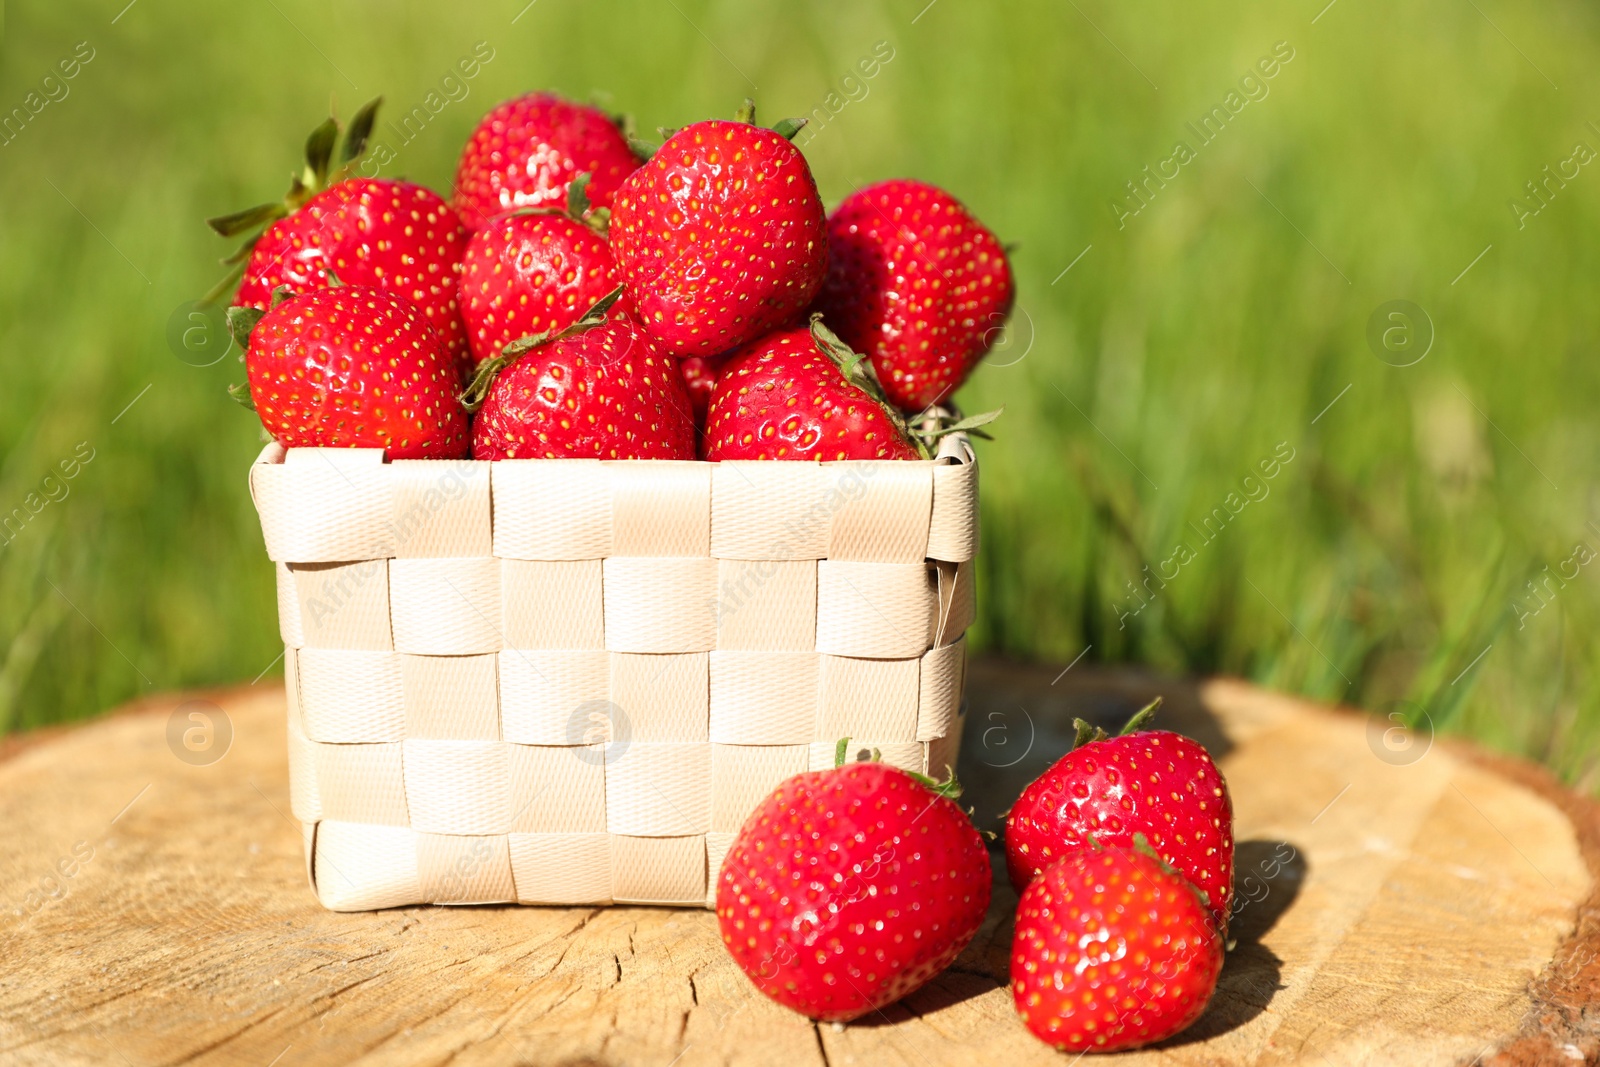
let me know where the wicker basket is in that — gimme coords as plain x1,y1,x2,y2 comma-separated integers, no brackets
250,434,978,911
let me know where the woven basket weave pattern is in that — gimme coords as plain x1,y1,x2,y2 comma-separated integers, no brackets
253,435,977,911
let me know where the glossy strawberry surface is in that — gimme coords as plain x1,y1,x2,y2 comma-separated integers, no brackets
610,121,827,358
717,760,991,1022
453,92,639,231
1005,729,1234,929
1012,849,1223,1051
244,286,468,459
237,178,471,374
813,179,1014,411
458,212,625,365
471,316,694,460
703,328,918,461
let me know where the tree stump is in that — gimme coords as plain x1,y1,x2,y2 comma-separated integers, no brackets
0,660,1593,1066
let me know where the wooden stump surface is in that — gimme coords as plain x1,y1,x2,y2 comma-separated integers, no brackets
0,660,1594,1066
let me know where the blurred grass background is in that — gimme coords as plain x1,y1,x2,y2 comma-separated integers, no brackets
1,0,1597,789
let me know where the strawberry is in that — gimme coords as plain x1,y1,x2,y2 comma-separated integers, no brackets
716,744,992,1022
452,92,640,232
812,179,1015,411
703,319,924,461
678,352,729,428
458,207,625,367
1003,699,1235,930
208,101,472,375
1011,846,1223,1051
466,292,695,461
232,285,468,459
609,102,827,358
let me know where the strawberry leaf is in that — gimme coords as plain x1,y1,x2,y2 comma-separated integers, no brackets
269,285,295,308
566,172,592,221
303,116,338,188
1072,717,1109,748
226,305,265,352
808,314,933,459
459,348,526,413
227,381,257,410
1117,697,1162,735
341,96,382,164
626,135,658,161
206,202,285,237
913,407,1005,441
834,736,851,768
771,116,808,140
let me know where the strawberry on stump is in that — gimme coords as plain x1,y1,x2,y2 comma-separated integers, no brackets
1011,842,1224,1052
231,285,469,460
208,99,474,375
716,740,992,1022
464,288,695,461
610,100,828,358
1003,698,1236,931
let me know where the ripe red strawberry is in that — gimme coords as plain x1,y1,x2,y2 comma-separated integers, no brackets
468,298,694,460
236,286,468,459
704,321,923,461
236,178,470,372
1012,847,1223,1051
209,101,472,374
812,179,1015,411
609,106,827,358
1004,700,1234,929
458,211,625,366
678,352,729,427
453,92,639,231
716,750,992,1022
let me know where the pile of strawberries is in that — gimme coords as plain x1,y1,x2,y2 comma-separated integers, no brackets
717,700,1235,1052
209,94,1015,461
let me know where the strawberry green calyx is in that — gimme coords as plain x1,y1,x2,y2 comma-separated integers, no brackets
1070,697,1163,751
809,314,933,459
226,305,265,355
771,116,808,141
503,171,611,236
915,406,1005,444
1118,696,1162,736
459,285,625,412
732,97,808,141
832,735,964,800
227,381,256,411
1130,832,1212,909
202,97,385,304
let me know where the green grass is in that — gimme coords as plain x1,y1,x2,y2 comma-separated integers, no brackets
2,1,1597,789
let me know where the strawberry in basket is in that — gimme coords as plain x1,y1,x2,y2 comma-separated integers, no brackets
704,318,923,461
610,101,827,358
812,179,1015,412
717,742,992,1022
229,284,468,459
453,92,641,232
458,176,628,367
207,99,473,375
465,288,695,460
